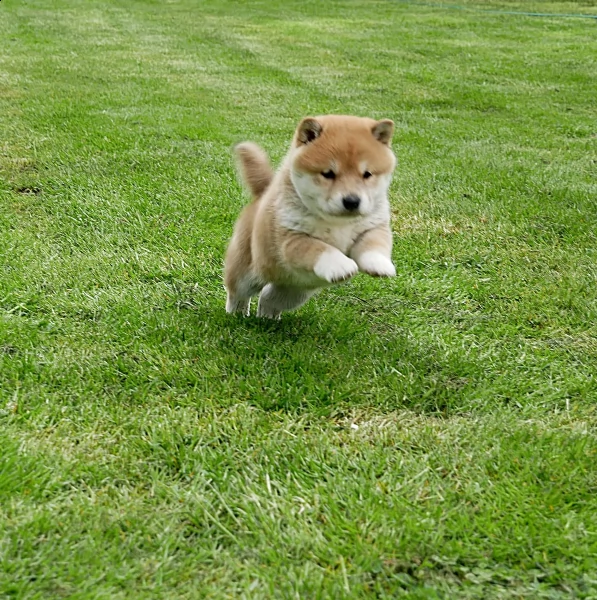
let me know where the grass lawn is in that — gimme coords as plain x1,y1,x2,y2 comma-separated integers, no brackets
1,0,597,597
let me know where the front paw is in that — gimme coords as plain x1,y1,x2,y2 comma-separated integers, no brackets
314,250,359,283
356,251,396,277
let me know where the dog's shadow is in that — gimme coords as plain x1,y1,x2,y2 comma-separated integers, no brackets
184,290,471,415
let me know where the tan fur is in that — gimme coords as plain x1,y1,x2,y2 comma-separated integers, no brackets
224,115,397,318
234,142,273,200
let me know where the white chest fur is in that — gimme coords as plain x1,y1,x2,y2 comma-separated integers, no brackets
277,200,388,255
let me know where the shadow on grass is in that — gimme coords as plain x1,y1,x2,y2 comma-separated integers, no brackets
183,293,481,416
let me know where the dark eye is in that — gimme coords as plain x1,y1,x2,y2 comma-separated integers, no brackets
363,171,373,179
321,170,336,180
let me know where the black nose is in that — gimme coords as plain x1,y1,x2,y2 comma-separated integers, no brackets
342,195,361,211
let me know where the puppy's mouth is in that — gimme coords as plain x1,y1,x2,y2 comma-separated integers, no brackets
325,208,365,220
339,209,363,217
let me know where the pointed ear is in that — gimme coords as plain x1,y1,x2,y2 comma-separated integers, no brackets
296,117,322,145
372,119,394,145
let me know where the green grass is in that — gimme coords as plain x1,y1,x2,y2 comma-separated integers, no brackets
1,0,596,597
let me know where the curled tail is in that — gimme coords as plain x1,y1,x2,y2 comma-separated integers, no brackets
234,142,274,200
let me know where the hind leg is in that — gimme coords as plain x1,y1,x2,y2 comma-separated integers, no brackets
224,200,263,315
225,291,251,316
257,284,316,319
225,273,263,316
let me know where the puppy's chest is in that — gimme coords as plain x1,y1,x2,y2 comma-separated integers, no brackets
308,221,363,253
281,210,373,254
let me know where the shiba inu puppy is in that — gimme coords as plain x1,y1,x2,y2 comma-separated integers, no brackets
224,115,397,318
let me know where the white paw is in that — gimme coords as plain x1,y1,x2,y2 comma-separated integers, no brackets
314,250,359,283
257,306,281,319
357,251,396,277
226,292,250,316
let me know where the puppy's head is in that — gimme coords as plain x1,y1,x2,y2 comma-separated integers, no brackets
289,115,396,220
